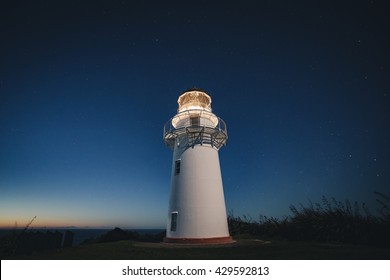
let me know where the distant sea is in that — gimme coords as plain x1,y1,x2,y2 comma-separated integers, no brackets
0,228,164,246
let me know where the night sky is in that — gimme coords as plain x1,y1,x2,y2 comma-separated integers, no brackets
1,1,389,229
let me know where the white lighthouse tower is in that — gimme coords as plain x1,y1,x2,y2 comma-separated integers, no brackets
163,88,232,243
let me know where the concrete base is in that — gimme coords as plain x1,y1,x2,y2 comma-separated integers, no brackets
164,236,233,244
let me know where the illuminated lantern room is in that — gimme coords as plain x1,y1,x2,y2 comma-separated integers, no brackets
171,89,219,131
177,90,212,113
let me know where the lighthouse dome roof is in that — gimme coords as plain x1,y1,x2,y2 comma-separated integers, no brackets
177,89,212,113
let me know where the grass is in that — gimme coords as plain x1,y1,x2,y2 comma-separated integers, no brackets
9,238,390,260
228,193,390,248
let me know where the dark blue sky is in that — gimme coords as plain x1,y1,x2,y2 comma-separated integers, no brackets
1,1,389,228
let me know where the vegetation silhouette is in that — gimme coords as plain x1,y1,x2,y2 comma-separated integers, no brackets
80,228,165,245
228,192,390,248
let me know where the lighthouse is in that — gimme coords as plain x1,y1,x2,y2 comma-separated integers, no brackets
163,88,232,243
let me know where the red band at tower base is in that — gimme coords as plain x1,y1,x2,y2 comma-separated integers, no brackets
164,236,233,244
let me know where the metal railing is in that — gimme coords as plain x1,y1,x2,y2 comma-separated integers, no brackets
163,114,227,150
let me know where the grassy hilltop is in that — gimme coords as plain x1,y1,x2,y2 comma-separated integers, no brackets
7,237,390,260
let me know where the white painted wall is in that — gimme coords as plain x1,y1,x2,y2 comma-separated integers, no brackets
166,142,229,239
172,110,218,129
